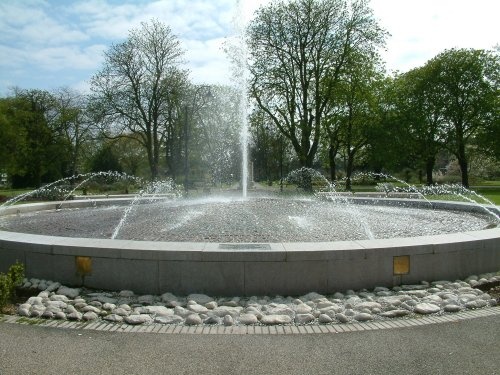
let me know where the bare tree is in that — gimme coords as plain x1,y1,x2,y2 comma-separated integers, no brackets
90,19,187,179
53,87,96,176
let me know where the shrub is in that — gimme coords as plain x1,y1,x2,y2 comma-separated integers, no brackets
286,167,329,192
0,262,25,309
30,186,72,201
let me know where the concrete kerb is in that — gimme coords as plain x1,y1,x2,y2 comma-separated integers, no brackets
0,198,499,296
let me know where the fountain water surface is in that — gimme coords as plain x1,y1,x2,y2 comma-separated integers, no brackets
0,191,496,242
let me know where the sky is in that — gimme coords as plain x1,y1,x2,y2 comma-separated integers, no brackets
0,0,498,96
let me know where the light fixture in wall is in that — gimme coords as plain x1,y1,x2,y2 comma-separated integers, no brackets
393,255,410,275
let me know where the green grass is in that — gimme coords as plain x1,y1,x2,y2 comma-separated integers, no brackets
472,180,500,187
15,317,44,325
350,185,377,192
474,188,500,205
3,181,500,205
424,194,499,205
0,189,33,198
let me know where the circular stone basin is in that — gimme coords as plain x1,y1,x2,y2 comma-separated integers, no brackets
0,196,495,242
0,195,499,296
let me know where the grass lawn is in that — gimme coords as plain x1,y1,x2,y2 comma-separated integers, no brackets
473,180,500,187
2,181,500,205
350,182,500,205
0,189,33,198
473,188,500,205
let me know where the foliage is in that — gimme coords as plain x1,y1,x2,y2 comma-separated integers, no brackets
370,48,499,186
250,108,290,183
0,262,25,308
0,87,97,187
248,0,387,168
389,64,446,185
427,48,499,187
51,87,97,176
0,89,73,188
360,77,409,173
110,136,149,178
190,86,242,186
325,49,385,190
286,167,329,192
89,144,123,174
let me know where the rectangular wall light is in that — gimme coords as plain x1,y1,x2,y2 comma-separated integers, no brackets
76,256,92,276
393,255,410,275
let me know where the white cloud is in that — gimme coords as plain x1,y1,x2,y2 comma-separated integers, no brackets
0,1,88,47
370,0,500,73
70,0,234,41
71,78,92,94
1,0,498,95
184,37,231,84
32,44,107,71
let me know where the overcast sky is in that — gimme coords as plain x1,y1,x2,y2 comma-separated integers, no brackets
0,0,498,96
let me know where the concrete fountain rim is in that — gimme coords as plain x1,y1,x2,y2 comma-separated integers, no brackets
1,195,499,296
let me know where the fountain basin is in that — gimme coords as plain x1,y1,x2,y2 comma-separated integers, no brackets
0,197,499,296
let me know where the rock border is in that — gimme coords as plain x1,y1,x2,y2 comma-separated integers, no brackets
10,270,499,330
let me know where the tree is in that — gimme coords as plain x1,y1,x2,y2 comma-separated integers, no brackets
53,87,96,176
248,0,386,168
361,76,409,176
429,48,499,187
330,51,384,190
163,73,189,180
390,65,446,185
90,19,187,180
191,86,241,186
112,135,149,177
0,98,20,175
89,144,122,173
0,89,72,187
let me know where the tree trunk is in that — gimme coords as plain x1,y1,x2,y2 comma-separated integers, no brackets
425,157,435,185
345,152,354,191
457,148,469,188
146,146,157,180
329,145,336,182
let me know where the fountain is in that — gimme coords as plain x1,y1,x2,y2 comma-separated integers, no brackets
0,3,499,297
0,169,499,296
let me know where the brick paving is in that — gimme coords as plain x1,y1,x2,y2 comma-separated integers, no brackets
2,306,499,335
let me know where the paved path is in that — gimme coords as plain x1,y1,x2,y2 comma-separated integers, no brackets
1,309,499,374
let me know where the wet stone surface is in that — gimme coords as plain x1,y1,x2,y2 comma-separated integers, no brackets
0,196,493,242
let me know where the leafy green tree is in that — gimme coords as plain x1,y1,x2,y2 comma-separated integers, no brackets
112,135,149,177
248,0,386,168
361,76,409,176
390,65,446,185
428,48,499,187
0,89,72,187
0,98,20,175
335,53,384,190
89,144,123,173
